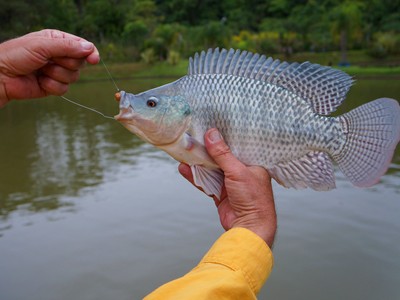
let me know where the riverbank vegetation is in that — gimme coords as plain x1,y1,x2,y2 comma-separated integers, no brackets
80,50,400,82
2,0,400,70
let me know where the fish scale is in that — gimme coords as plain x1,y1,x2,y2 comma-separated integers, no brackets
115,48,400,198
179,73,330,165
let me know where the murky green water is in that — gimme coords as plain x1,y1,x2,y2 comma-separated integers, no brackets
0,75,399,300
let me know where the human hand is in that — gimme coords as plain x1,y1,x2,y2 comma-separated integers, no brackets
0,29,100,107
179,128,277,247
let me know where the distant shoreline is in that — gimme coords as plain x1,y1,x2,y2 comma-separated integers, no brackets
79,59,400,84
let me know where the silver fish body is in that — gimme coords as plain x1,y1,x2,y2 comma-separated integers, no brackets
115,48,400,198
176,74,344,165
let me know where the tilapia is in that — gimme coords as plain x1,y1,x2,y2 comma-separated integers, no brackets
115,48,400,198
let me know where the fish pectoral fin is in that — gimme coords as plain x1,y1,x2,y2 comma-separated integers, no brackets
268,151,336,191
191,165,224,200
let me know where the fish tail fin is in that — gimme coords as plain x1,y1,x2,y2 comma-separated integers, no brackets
334,98,400,187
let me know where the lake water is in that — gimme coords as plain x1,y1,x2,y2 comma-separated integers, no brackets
0,74,399,300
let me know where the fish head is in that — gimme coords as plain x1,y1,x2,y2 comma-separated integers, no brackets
115,90,191,145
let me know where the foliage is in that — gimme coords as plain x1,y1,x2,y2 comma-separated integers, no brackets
367,32,400,58
1,0,399,65
167,50,181,65
141,48,156,64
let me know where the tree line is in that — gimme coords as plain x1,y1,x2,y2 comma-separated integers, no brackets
1,0,399,63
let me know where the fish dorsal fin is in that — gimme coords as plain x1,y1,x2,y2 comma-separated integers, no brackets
188,48,353,115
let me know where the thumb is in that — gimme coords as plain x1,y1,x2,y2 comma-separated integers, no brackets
204,128,246,174
35,38,96,60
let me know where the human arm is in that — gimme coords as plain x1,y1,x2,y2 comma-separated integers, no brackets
144,228,273,300
145,128,277,299
0,29,100,108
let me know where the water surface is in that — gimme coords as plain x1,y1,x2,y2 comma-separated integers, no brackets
0,75,399,300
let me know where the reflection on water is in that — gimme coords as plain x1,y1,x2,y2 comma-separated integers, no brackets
0,76,399,300
0,78,169,219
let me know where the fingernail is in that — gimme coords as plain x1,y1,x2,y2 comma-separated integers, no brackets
208,129,223,143
80,41,93,50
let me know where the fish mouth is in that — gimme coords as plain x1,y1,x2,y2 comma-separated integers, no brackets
114,107,135,122
114,90,133,122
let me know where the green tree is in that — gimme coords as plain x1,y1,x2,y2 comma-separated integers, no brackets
80,0,127,42
221,0,269,32
121,0,161,60
156,0,222,25
145,23,184,60
2,0,399,63
0,1,40,41
287,0,328,51
42,0,79,33
330,0,364,65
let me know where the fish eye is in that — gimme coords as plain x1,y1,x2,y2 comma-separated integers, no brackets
147,97,158,108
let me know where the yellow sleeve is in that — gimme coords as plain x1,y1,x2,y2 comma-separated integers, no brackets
144,227,274,300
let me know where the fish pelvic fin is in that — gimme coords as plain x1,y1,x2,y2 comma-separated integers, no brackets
334,98,400,187
191,165,224,200
159,132,224,199
268,151,336,191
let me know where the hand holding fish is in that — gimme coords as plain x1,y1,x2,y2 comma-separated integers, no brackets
179,128,277,247
0,29,100,108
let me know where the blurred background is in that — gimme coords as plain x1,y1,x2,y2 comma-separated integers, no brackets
1,1,399,300
1,0,400,68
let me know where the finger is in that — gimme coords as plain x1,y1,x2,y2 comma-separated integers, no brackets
204,128,247,174
178,163,215,197
248,165,272,182
178,163,194,184
38,76,69,96
36,30,100,64
40,64,80,84
52,57,86,71
85,49,101,65
34,38,98,62
213,185,228,207
27,29,85,41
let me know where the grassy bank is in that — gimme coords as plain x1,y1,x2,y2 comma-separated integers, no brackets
80,50,400,82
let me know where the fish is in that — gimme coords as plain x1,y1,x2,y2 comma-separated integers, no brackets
114,48,400,199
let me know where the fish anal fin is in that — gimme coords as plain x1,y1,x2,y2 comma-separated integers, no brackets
191,165,224,200
268,151,336,191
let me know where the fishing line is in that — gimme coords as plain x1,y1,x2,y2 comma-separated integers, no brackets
59,58,120,120
101,58,120,92
60,95,115,120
